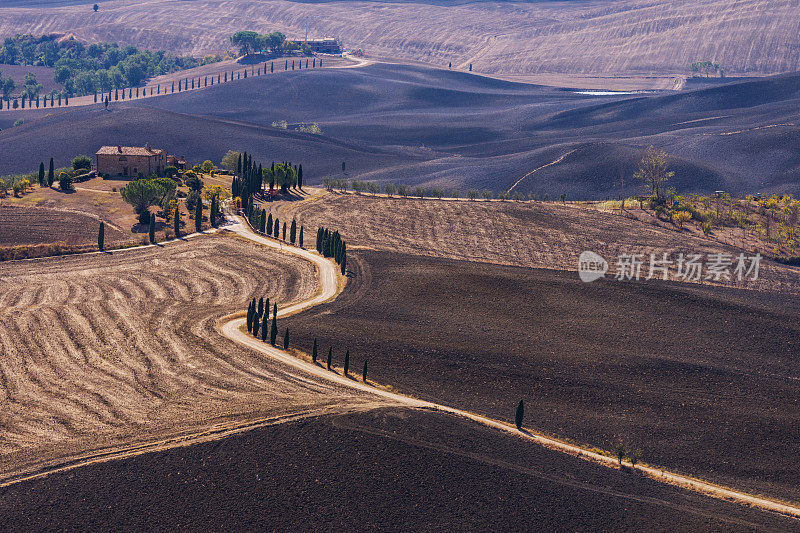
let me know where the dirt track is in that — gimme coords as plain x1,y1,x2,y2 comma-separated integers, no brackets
0,231,381,480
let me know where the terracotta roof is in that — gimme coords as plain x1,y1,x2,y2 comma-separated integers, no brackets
96,146,165,156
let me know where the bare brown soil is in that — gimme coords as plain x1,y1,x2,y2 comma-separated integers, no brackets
0,232,377,480
1,407,796,531
286,249,800,503
281,192,800,294
1,0,797,76
0,204,127,246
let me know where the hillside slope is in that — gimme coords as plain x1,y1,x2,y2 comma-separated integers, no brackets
0,0,798,76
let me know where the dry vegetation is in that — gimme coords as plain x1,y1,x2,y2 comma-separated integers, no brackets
0,232,380,479
1,0,798,76
280,192,800,294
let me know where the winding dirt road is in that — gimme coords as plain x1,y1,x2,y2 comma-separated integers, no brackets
220,213,800,521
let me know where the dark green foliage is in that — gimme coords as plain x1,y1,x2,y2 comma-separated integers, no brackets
283,328,289,349
260,209,267,233
362,361,368,383
266,213,273,235
210,196,217,227
173,205,180,237
47,158,54,187
282,222,286,241
270,310,278,346
246,301,253,332
515,400,524,430
261,312,269,341
195,199,202,233
38,162,45,186
98,222,105,251
273,218,279,239
149,212,156,244
290,218,297,244
252,312,260,337
312,338,318,363
297,165,303,188
344,350,350,375
299,226,304,248
327,347,332,370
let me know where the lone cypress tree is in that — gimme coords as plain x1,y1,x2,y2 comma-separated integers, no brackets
174,205,181,237
362,361,368,383
270,310,278,346
98,222,105,251
515,400,524,430
283,328,289,349
48,158,54,187
149,212,156,244
312,338,318,363
327,347,332,370
299,226,304,248
344,350,350,376
195,200,202,233
297,165,303,189
38,162,45,186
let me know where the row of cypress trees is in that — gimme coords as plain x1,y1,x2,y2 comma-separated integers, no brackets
35,158,55,187
247,208,305,247
246,297,286,348
316,227,347,274
310,338,368,382
1,93,68,110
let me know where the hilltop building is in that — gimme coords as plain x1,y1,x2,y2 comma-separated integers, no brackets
304,38,341,54
96,145,167,177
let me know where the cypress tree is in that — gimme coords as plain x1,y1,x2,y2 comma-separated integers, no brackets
316,227,323,252
344,350,350,376
195,200,202,233
271,62,274,73
283,328,289,349
327,347,332,370
264,298,270,321
299,226,304,248
290,218,297,244
149,212,156,244
258,297,264,316
270,311,278,345
273,302,277,321
282,222,286,241
252,312,260,337
362,361,368,383
267,213,273,235
210,196,217,227
48,158,54,186
312,338,318,363
274,218,280,239
260,209,267,233
237,154,242,177
297,165,303,188
38,162,45,186
261,312,269,341
247,301,253,332
98,222,105,251
515,400,524,430
174,205,180,237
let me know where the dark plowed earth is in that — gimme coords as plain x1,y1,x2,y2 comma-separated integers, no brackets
0,232,378,478
286,250,800,503
2,64,798,196
1,408,796,532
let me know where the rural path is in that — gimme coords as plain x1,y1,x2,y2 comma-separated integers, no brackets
506,149,577,194
220,212,800,521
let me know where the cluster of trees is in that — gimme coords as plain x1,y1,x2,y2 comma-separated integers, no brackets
229,151,304,209
316,227,347,274
689,60,723,78
248,207,305,247
0,34,214,97
246,297,283,347
120,175,179,224
230,31,313,57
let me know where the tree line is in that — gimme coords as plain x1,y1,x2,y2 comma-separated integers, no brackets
231,151,304,212
316,227,347,275
245,298,368,382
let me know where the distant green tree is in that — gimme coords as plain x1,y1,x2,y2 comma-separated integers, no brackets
273,217,279,239
173,205,180,237
38,162,45,186
261,312,269,341
515,400,524,430
344,350,350,376
270,306,278,345
93,4,99,12
98,222,105,251
195,200,202,232
47,158,54,186
312,338,318,363
299,226,304,248
290,218,297,244
266,212,273,235
282,222,286,240
327,347,332,370
252,311,260,337
615,443,627,466
149,212,156,244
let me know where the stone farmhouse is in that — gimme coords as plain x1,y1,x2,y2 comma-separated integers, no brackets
95,145,167,177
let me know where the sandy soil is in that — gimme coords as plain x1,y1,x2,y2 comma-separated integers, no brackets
0,231,377,480
0,0,797,76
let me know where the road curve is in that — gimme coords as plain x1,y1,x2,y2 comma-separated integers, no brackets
221,213,800,520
